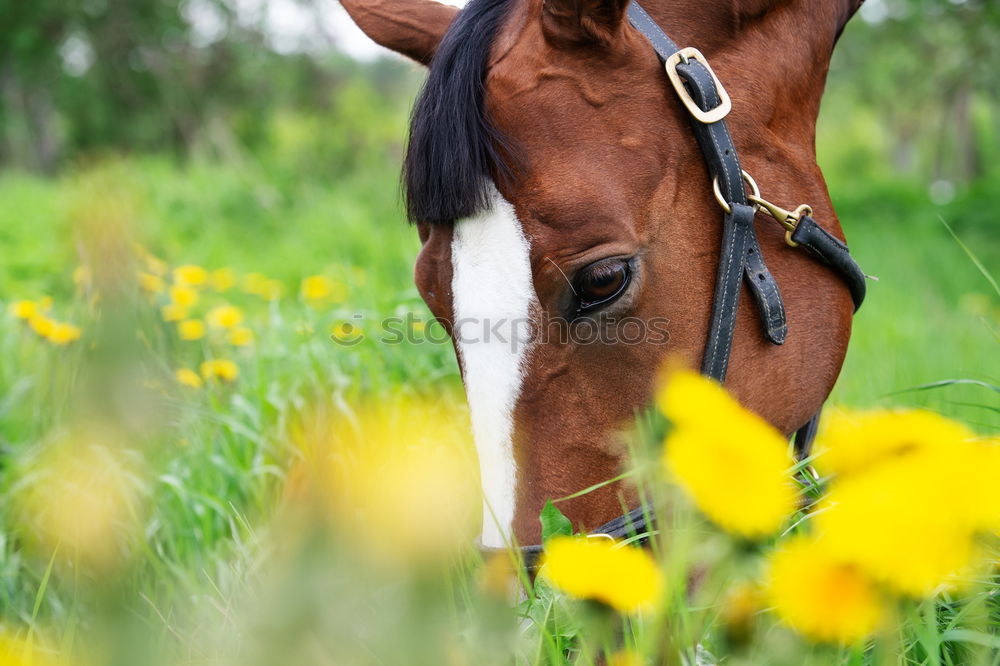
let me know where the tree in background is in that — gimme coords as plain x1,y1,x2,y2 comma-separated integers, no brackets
0,0,417,172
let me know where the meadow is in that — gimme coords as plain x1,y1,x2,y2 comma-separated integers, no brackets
1,45,999,666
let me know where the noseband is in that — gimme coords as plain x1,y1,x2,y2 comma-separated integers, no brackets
506,0,867,567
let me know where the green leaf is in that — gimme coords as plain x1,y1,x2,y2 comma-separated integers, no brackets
539,500,573,542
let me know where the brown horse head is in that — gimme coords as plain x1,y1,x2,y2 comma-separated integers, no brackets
341,0,862,546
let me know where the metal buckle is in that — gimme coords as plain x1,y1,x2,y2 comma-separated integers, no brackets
712,170,814,248
664,47,732,124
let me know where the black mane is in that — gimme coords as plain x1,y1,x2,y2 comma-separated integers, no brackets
403,0,518,225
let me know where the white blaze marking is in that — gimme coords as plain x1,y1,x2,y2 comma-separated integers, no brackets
451,186,537,549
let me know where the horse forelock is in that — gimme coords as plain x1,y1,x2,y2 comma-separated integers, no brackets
403,0,520,226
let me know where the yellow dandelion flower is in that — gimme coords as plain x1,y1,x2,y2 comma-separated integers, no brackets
813,445,980,597
541,536,662,613
767,536,884,644
210,267,236,292
242,273,282,300
169,285,198,308
177,319,206,341
207,304,243,329
28,314,56,338
301,275,333,301
659,370,797,538
287,396,479,568
301,275,348,303
173,264,208,287
0,631,65,666
962,441,1000,531
160,303,188,322
200,359,239,383
228,327,254,347
813,407,974,477
174,368,203,389
9,300,37,320
46,323,82,346
14,425,146,572
607,651,644,666
138,271,165,293
656,365,748,427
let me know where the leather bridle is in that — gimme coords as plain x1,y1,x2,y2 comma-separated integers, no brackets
501,0,867,569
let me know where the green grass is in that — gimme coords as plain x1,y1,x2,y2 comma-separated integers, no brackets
0,111,997,664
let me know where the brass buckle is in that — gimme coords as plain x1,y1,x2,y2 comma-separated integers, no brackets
664,47,732,124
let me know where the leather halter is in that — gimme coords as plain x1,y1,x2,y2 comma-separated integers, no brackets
507,1,867,569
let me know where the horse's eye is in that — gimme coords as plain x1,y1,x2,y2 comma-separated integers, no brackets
575,258,631,312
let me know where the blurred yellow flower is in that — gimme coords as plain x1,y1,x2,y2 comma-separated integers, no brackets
287,396,479,568
228,327,254,347
301,275,332,300
14,425,146,571
813,407,974,477
200,359,239,383
658,369,797,538
174,367,203,389
173,264,208,287
243,273,283,300
607,650,644,666
541,536,662,613
138,271,165,293
160,303,188,322
0,632,64,666
207,304,244,329
9,300,37,319
28,314,56,339
210,267,236,291
169,285,198,308
657,365,748,427
814,448,979,597
301,275,347,303
810,408,998,597
177,319,206,341
47,322,82,346
767,536,883,644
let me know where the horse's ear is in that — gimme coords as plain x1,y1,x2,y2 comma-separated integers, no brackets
340,0,459,65
541,0,630,47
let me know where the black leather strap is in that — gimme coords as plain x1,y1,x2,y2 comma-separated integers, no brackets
793,408,822,457
790,216,867,311
627,1,788,381
702,204,756,379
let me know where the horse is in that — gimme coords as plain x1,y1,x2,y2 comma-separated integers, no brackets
339,0,864,548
